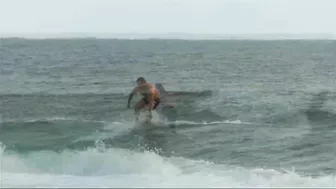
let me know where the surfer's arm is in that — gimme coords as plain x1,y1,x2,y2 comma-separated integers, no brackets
127,87,139,107
127,93,134,108
127,85,148,107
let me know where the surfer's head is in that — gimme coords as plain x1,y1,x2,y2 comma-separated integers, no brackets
136,77,146,85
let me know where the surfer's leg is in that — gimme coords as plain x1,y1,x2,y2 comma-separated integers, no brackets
152,98,161,110
134,99,146,122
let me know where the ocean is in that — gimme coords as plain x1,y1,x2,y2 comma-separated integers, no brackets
0,38,335,187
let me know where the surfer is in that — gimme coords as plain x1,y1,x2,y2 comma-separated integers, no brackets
127,77,161,123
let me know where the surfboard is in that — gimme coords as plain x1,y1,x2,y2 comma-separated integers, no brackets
131,120,161,132
136,120,158,127
133,111,164,129
138,111,160,121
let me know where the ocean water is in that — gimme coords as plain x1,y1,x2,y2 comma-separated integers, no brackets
0,38,336,187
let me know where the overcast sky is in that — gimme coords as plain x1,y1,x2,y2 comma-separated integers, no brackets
0,0,335,38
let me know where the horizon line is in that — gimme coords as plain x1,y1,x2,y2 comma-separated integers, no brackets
0,32,335,40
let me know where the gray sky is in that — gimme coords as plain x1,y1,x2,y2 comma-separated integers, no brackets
0,0,335,38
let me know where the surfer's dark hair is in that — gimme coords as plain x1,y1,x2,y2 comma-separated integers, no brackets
136,77,146,82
